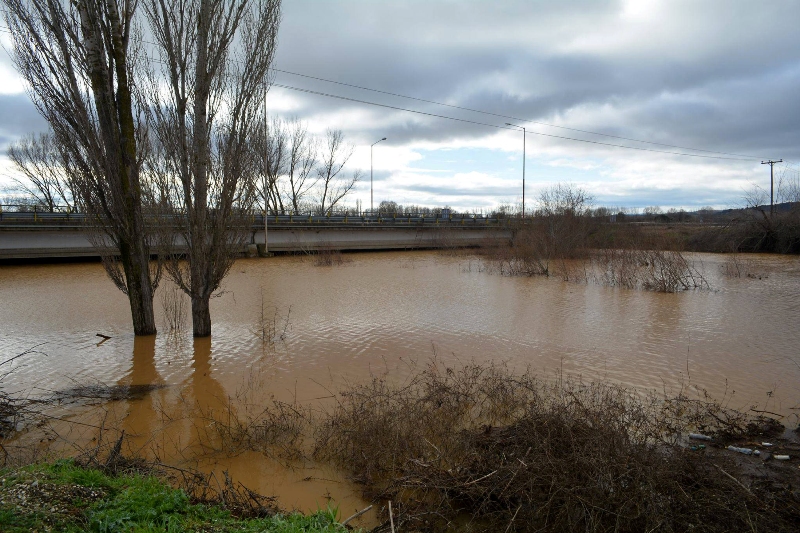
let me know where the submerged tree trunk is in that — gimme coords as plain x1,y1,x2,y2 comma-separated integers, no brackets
190,294,212,338
120,239,157,335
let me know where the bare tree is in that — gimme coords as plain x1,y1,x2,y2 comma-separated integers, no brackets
777,166,800,204
534,183,595,261
262,115,287,214
538,183,593,217
283,118,317,213
3,0,160,335
7,132,75,211
143,0,281,337
316,128,360,215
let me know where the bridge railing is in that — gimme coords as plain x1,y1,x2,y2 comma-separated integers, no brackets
0,204,80,222
254,212,508,226
0,206,513,227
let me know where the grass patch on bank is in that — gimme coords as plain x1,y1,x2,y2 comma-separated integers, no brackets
0,460,353,533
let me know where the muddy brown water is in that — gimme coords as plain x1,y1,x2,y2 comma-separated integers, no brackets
2,251,799,525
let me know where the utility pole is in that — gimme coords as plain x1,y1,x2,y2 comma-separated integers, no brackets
762,159,783,216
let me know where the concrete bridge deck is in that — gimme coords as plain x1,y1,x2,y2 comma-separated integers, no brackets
0,212,513,260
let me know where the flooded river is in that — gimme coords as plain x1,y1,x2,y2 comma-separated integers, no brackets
1,251,799,523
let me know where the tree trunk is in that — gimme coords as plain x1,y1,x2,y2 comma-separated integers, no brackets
119,239,157,335
191,294,212,338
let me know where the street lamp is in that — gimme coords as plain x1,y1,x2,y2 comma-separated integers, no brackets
371,137,387,213
506,123,526,217
263,86,269,255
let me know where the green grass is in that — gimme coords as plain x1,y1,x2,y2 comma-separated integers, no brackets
0,460,356,532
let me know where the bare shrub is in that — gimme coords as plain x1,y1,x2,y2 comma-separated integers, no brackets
720,253,759,278
638,250,709,292
0,346,47,451
487,228,709,292
480,184,597,278
314,363,798,532
160,287,187,332
660,389,784,442
489,228,551,276
191,397,308,462
689,185,800,254
0,391,22,448
253,289,291,346
593,248,641,289
313,247,347,267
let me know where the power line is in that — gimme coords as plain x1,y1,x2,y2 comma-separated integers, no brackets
0,25,770,162
271,83,757,161
271,67,763,160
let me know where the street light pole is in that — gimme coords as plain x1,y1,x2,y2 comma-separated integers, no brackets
506,123,526,217
371,137,387,213
264,84,269,257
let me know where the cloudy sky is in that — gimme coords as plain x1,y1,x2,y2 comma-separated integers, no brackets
2,0,799,212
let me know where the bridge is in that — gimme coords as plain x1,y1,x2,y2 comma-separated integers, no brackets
0,210,513,260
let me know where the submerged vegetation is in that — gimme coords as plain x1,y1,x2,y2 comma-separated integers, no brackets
314,363,799,532
467,184,712,291
481,223,710,292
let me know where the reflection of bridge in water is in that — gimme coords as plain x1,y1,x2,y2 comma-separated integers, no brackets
0,211,513,259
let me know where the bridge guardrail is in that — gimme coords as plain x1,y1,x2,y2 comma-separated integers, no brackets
0,207,513,228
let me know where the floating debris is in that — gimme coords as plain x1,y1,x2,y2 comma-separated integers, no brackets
727,446,754,455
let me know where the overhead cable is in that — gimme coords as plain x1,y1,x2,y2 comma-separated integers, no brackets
271,67,763,160
271,83,759,161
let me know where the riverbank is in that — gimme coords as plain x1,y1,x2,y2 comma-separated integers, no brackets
0,460,356,532
3,363,799,532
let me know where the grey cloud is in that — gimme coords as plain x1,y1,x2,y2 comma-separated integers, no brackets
401,183,520,198
2,0,798,209
272,0,800,165
0,94,49,151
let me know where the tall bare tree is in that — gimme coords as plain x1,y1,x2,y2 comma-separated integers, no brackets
316,128,360,215
283,118,317,213
261,115,287,214
3,0,160,335
7,132,75,211
144,0,281,337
